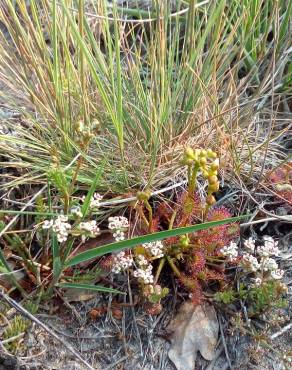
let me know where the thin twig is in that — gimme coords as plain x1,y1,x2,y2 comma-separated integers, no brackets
240,216,290,227
0,289,96,370
270,321,292,340
218,315,234,370
98,180,187,207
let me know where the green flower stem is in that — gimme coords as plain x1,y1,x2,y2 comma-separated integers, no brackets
154,257,165,284
166,256,181,278
145,199,153,232
169,210,177,230
188,164,199,196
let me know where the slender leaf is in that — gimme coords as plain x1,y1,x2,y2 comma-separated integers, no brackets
57,282,124,294
81,164,104,219
66,215,248,267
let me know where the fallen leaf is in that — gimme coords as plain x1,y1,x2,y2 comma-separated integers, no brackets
167,301,219,370
112,308,123,320
89,307,107,319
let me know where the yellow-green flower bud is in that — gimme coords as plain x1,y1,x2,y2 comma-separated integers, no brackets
75,120,84,133
200,149,207,157
206,149,217,159
202,170,209,178
180,235,190,248
184,147,195,161
208,182,219,192
209,169,218,176
137,190,151,201
199,157,207,166
206,194,216,205
208,175,218,185
211,158,219,171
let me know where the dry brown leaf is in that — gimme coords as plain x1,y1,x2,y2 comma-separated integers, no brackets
167,301,219,370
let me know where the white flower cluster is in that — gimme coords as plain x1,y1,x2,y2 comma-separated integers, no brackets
243,237,255,252
133,264,154,284
112,251,133,274
108,216,129,241
220,236,285,286
136,254,148,266
241,236,284,285
43,215,71,243
220,241,238,261
79,220,100,242
241,254,260,272
143,241,164,258
132,253,155,284
111,249,155,285
82,192,103,210
257,236,280,257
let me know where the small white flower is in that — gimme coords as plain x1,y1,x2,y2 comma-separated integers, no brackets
257,236,280,257
220,241,238,261
244,237,255,252
79,220,99,234
70,206,83,218
113,229,126,241
82,192,103,210
108,216,129,230
241,254,260,272
108,216,129,242
270,269,284,280
263,236,278,249
43,215,72,243
133,264,154,284
260,257,278,272
136,254,148,266
253,277,262,286
42,220,53,229
112,251,133,273
143,241,164,258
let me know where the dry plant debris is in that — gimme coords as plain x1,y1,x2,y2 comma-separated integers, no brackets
167,301,219,370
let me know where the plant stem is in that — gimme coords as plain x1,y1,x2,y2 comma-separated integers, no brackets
145,199,153,232
169,210,177,230
154,257,165,284
166,256,181,278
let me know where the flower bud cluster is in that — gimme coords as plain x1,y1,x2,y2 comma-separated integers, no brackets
108,216,129,241
241,236,284,286
79,220,100,242
182,147,219,206
142,241,164,258
257,236,280,257
75,119,99,147
112,251,134,274
220,241,238,261
133,264,154,284
42,215,71,243
82,192,103,210
220,236,285,286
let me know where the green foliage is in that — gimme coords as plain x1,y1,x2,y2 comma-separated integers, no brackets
215,290,236,304
3,315,29,353
248,281,288,314
148,287,169,304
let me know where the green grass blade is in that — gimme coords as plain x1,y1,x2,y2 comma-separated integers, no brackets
57,282,124,294
66,215,248,267
81,164,104,219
